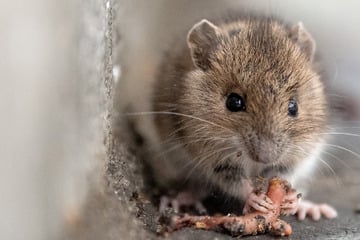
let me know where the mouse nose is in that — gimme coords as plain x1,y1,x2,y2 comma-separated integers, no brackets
257,148,272,164
251,137,277,164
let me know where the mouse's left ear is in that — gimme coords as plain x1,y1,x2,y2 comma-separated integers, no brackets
290,22,316,62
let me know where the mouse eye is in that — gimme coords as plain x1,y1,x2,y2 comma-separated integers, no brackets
288,99,298,117
226,93,246,112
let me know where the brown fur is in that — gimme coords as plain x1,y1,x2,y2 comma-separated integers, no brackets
152,16,327,197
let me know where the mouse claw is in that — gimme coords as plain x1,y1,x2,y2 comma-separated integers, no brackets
243,191,274,214
280,188,300,216
159,191,207,215
297,200,337,220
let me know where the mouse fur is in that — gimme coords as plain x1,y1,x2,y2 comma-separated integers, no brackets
118,15,334,217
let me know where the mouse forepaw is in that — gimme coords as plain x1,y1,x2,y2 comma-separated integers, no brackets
280,188,300,216
243,191,274,214
297,200,337,220
159,191,207,214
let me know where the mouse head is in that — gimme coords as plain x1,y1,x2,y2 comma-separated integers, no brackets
180,18,327,181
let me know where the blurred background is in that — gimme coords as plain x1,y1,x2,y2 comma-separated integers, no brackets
0,0,105,239
0,0,359,240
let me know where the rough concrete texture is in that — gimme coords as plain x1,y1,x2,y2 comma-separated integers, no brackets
65,118,360,240
64,133,154,240
170,208,360,240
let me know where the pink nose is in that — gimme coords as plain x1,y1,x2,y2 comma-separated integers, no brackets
257,149,272,164
252,137,277,164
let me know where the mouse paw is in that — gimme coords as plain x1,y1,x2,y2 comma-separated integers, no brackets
159,191,207,214
297,200,338,220
243,191,274,214
280,188,301,216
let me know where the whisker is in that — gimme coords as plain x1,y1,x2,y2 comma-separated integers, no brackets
143,120,232,153
183,146,236,181
154,137,225,159
215,151,239,168
322,143,360,159
319,132,360,138
316,157,341,186
320,149,351,170
293,146,339,185
157,135,229,148
329,126,360,130
330,120,360,124
189,146,234,167
123,111,235,133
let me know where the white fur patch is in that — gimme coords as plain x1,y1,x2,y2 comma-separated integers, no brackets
289,142,325,192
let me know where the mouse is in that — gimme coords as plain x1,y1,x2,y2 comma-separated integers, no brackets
129,15,338,220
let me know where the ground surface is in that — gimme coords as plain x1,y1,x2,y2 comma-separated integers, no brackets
64,123,360,240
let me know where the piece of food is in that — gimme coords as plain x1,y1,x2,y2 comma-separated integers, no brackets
172,177,293,237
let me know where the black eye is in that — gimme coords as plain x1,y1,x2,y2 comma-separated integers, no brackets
288,99,298,117
226,93,246,112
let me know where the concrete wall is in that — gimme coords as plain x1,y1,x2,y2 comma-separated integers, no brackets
0,0,107,239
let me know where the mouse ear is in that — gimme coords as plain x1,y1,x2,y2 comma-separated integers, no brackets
187,19,220,70
290,22,316,62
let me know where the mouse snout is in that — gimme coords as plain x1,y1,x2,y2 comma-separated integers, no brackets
257,147,273,164
249,136,278,164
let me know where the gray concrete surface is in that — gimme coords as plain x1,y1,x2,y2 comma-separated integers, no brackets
64,122,360,239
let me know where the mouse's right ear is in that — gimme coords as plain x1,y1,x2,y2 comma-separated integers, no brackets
290,22,316,62
187,19,221,71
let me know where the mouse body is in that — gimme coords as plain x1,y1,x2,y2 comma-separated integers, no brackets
134,15,337,220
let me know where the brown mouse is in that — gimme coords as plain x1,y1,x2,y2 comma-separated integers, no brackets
135,15,337,220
